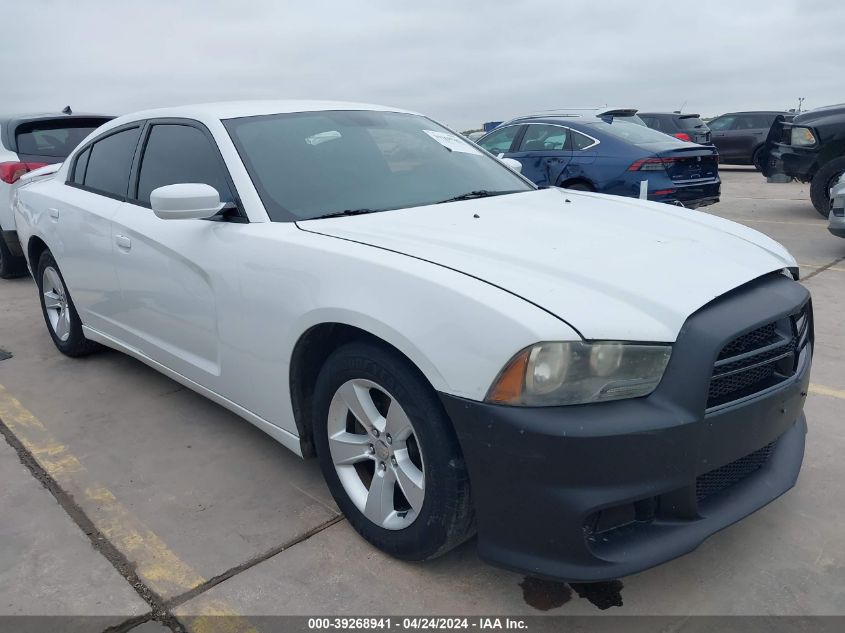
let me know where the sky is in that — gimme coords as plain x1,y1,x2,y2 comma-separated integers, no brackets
4,0,844,131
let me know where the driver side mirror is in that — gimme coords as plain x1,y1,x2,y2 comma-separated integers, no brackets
150,183,225,220
500,157,522,173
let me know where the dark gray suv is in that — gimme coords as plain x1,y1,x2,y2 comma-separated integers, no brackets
707,111,793,169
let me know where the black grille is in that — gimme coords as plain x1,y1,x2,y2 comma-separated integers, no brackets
696,442,775,501
706,302,810,408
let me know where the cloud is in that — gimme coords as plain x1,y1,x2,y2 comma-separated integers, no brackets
3,0,843,129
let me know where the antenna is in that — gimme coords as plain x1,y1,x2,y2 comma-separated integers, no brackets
62,105,72,115
678,100,687,113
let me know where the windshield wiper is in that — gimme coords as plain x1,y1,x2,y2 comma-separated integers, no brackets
436,190,520,204
310,208,381,220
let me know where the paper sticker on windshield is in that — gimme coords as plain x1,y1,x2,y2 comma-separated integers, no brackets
423,130,482,155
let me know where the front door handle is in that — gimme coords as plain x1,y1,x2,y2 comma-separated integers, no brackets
48,208,59,220
115,235,132,251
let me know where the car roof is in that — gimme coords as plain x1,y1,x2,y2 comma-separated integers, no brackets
716,111,790,116
102,100,420,130
639,112,702,118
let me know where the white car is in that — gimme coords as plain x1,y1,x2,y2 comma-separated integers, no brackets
0,112,112,277
13,101,813,581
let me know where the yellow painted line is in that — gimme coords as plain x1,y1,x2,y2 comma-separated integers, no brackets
719,217,824,227
809,383,845,400
0,384,256,632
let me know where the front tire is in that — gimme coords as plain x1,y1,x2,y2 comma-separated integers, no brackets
36,251,99,357
752,145,766,171
810,156,845,218
313,342,474,560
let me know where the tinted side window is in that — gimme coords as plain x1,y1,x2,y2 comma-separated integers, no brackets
753,114,776,128
72,147,91,185
708,116,735,131
733,115,758,130
477,126,520,155
83,127,142,198
136,124,232,205
519,125,568,151
571,130,596,150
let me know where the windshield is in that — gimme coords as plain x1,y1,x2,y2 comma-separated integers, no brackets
224,110,533,221
590,118,685,145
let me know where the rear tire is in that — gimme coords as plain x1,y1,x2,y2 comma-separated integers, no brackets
36,251,99,357
0,236,26,279
313,341,474,561
810,157,845,218
752,145,766,171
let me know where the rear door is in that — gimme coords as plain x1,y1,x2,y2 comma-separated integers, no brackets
109,119,244,387
708,115,738,161
729,114,770,162
55,125,142,333
506,124,572,187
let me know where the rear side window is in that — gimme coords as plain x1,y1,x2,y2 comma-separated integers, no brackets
753,114,777,128
733,115,759,130
571,130,597,150
72,147,91,185
15,118,110,158
477,126,520,154
708,116,735,131
135,124,233,204
519,125,568,151
82,127,142,198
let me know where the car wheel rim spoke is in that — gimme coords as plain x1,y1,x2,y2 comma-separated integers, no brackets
329,431,373,466
328,378,425,530
337,380,385,434
364,465,398,526
393,451,425,513
42,267,70,342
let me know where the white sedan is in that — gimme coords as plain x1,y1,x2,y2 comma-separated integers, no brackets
14,101,813,581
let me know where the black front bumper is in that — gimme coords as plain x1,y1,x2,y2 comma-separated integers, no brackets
763,143,819,182
441,274,811,582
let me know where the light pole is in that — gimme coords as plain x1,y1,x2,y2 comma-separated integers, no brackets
797,97,805,113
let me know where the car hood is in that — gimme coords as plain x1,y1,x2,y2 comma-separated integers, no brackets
297,189,796,342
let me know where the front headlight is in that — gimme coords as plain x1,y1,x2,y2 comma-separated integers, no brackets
486,341,672,406
790,126,817,146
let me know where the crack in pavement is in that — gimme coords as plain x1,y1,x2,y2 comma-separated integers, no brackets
802,255,845,281
0,416,181,632
165,515,345,611
0,388,345,633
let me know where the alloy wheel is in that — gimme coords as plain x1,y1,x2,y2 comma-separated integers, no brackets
42,266,71,342
327,379,425,530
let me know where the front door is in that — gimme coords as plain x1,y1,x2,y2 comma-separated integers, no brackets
109,121,243,387
506,124,572,187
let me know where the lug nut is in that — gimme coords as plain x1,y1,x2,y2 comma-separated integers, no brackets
391,456,397,466
379,462,386,472
373,429,380,438
368,444,374,454
386,433,392,444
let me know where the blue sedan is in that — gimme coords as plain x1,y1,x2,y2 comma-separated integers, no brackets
477,112,720,208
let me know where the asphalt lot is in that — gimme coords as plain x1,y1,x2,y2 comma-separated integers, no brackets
1,168,844,632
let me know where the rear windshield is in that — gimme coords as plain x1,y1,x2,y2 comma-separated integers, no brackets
677,116,707,129
15,118,111,158
590,119,683,145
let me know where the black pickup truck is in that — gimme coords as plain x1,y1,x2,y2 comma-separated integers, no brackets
762,104,845,217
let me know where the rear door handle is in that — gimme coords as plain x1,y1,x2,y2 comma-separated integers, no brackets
48,208,59,220
115,235,132,251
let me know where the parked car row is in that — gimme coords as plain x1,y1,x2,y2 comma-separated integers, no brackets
477,109,721,209
8,100,813,583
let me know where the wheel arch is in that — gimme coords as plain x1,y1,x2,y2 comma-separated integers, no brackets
27,235,50,273
288,318,447,457
558,177,596,191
